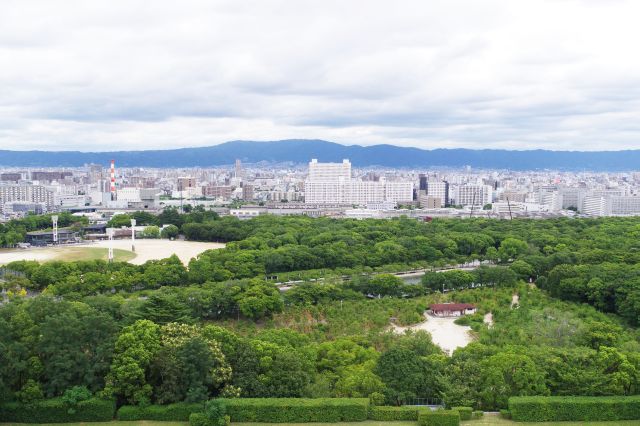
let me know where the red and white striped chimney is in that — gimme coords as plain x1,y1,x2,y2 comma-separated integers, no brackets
110,159,117,201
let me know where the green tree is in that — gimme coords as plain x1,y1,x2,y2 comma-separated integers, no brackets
141,226,160,239
236,281,283,320
104,320,161,405
161,224,180,239
479,352,548,410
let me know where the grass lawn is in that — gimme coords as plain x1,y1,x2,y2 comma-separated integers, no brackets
460,413,640,425
232,416,640,426
52,247,136,262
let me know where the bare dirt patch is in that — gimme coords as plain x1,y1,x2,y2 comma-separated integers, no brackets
0,239,225,265
392,313,474,355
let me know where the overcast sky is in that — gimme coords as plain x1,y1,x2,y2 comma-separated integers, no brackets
1,0,639,152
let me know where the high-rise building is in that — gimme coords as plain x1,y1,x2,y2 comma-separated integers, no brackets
308,159,351,181
0,185,54,213
304,159,412,205
419,174,427,191
242,184,254,201
582,195,640,216
426,181,449,207
1,173,22,182
30,171,72,182
177,177,197,191
456,184,492,207
203,185,233,199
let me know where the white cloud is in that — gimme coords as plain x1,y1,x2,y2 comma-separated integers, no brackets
1,0,639,151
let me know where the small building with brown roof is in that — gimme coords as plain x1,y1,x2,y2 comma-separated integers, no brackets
429,303,476,317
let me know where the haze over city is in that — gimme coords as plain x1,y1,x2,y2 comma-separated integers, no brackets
2,0,640,152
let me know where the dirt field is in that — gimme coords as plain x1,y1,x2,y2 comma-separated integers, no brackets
392,313,473,355
0,239,225,265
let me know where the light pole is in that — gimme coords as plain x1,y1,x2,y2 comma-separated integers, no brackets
107,228,114,263
130,218,136,252
51,215,58,244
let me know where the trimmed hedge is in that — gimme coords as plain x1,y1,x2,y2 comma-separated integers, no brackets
509,395,640,422
500,409,511,419
190,412,211,426
117,402,204,421
0,398,115,423
369,406,420,421
451,406,472,420
220,398,369,422
418,410,460,426
472,410,483,419
189,412,230,426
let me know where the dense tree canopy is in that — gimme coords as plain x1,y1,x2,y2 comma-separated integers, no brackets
2,214,640,410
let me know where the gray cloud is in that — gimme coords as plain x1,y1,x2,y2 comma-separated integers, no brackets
1,0,639,151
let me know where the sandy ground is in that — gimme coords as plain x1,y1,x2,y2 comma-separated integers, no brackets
0,239,225,265
392,313,473,355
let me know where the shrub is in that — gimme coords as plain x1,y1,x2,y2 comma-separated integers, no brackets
62,386,92,406
499,409,511,419
190,412,230,426
220,398,369,422
369,406,419,421
453,316,470,326
418,410,460,426
472,410,483,419
509,395,640,422
451,406,472,420
190,412,210,426
369,392,386,406
117,402,204,421
0,398,115,423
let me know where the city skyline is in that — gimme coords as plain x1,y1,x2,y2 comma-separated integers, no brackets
2,1,640,152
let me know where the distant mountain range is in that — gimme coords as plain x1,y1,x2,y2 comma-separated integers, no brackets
1,139,639,171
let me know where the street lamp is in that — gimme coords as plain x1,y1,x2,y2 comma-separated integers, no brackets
130,218,136,252
51,215,58,244
107,228,114,263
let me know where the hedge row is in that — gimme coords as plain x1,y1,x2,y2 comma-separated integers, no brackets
219,398,370,422
117,402,204,421
189,412,230,426
0,398,115,423
509,396,640,422
369,406,420,421
451,406,472,420
417,410,460,426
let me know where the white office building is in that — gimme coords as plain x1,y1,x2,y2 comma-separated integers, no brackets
426,181,449,207
455,185,492,207
0,184,54,213
304,159,412,206
609,196,640,215
583,195,640,216
308,159,351,181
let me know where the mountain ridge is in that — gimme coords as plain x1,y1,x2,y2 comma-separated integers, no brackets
1,139,639,171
